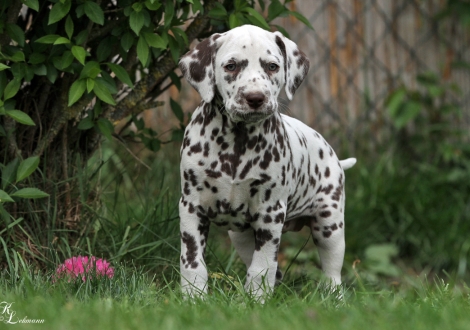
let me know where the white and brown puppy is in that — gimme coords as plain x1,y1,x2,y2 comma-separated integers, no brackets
178,25,355,299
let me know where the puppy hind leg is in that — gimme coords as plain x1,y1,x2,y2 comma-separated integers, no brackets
310,212,345,286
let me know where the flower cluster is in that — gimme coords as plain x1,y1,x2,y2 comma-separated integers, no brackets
55,256,114,282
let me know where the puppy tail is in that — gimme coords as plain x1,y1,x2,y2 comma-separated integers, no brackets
339,158,357,170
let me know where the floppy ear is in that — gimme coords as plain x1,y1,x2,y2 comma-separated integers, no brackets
273,32,310,100
179,34,221,103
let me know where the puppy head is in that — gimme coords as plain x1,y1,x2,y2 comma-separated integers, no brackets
179,25,309,123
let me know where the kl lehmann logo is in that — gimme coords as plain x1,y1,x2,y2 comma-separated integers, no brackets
0,301,45,324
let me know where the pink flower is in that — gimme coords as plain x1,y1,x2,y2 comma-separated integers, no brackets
54,255,114,282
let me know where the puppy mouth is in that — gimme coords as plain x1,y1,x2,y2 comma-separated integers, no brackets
231,110,274,123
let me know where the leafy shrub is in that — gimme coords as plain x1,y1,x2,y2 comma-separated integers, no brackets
0,0,312,267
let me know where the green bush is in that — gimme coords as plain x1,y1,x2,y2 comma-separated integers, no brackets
0,0,312,268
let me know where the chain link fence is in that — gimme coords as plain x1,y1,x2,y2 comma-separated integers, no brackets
151,0,470,153
276,0,470,151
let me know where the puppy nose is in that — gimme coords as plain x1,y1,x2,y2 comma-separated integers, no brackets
245,92,265,109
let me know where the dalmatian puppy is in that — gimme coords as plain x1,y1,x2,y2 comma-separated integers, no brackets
178,25,356,299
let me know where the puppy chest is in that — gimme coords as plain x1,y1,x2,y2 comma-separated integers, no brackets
182,165,286,229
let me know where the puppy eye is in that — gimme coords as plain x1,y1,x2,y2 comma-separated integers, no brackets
225,63,237,71
268,63,279,71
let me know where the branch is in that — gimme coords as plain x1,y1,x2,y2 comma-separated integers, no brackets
32,77,72,157
88,19,121,44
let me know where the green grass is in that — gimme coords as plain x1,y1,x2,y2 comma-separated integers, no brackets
1,264,470,330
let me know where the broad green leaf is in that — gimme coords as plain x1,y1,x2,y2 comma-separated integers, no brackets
71,45,87,65
33,64,47,76
28,53,46,64
6,24,25,47
25,65,35,81
10,51,25,62
93,79,116,105
137,36,149,66
8,65,24,81
97,37,114,62
35,34,61,44
143,137,160,152
52,51,72,70
9,63,25,79
145,0,162,11
172,27,188,45
0,63,10,71
229,13,241,29
268,0,288,22
208,3,227,19
11,187,49,199
2,158,19,190
164,0,175,28
77,116,94,130
84,1,105,25
106,63,134,88
53,37,70,45
49,0,71,25
96,118,115,141
0,190,14,203
75,30,88,45
132,115,145,130
59,50,74,70
170,98,184,122
68,79,87,106
168,36,180,64
171,128,184,142
242,7,270,30
46,64,58,83
86,78,95,93
289,10,314,30
93,101,102,116
79,61,101,79
5,110,35,126
143,32,167,49
130,10,145,35
132,2,143,12
76,3,85,18
99,72,118,94
3,78,21,100
169,71,181,91
16,156,40,182
189,0,202,13
121,32,134,51
23,0,39,11
65,15,74,39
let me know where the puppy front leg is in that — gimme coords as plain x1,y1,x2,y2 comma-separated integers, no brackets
179,200,210,298
245,220,283,299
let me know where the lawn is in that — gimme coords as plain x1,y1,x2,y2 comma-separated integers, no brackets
2,266,470,330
